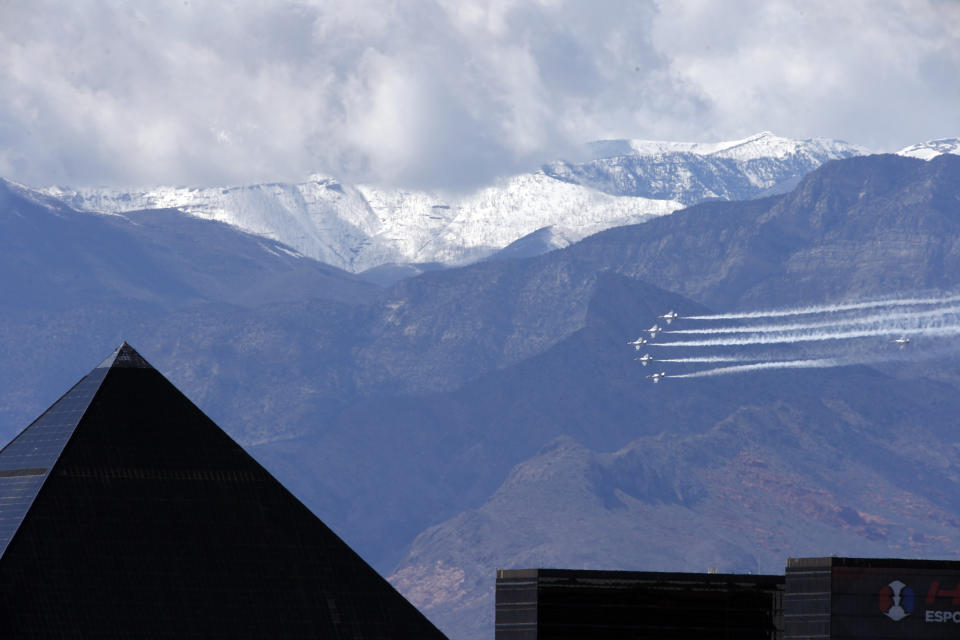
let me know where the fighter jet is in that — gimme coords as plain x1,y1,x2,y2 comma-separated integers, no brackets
646,371,667,383
647,324,662,338
634,353,654,366
657,310,679,324
627,337,648,350
891,336,910,349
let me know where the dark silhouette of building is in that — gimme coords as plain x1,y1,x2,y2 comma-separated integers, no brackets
495,568,784,639
785,556,960,640
497,558,960,640
0,343,447,639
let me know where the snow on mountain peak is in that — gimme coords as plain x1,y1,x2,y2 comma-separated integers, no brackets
588,132,862,162
35,133,864,274
2,178,101,217
40,172,679,273
896,138,960,160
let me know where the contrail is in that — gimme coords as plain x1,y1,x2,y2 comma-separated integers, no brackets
684,294,960,321
634,294,960,381
656,355,761,364
653,323,960,348
669,343,952,378
672,358,840,378
667,306,960,335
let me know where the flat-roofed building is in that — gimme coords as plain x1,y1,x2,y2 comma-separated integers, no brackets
496,567,785,639
785,556,960,640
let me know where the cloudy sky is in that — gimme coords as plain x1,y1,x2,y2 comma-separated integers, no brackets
1,0,957,190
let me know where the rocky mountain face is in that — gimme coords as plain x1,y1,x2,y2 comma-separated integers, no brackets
376,155,960,639
0,178,377,311
545,131,861,203
553,154,960,309
39,132,860,274
0,177,377,438
390,365,960,639
3,153,960,640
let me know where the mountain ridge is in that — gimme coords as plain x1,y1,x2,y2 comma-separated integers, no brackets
37,132,866,273
3,151,960,640
552,153,960,309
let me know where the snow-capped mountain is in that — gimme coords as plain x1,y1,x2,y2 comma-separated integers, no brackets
590,130,858,162
44,174,678,273
546,132,865,203
42,132,863,273
897,138,960,160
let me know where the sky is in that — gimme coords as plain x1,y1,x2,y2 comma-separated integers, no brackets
0,0,957,190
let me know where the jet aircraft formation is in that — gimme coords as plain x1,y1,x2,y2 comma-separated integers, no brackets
625,310,680,382
626,295,960,383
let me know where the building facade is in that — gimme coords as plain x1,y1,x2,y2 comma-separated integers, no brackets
785,556,960,640
497,558,960,640
496,568,785,639
0,343,446,639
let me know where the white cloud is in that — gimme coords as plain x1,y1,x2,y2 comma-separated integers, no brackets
650,0,960,149
0,0,956,189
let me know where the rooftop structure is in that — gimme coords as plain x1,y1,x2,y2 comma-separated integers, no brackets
496,567,784,639
785,556,960,640
497,558,960,640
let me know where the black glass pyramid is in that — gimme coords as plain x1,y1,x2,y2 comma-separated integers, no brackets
0,343,447,639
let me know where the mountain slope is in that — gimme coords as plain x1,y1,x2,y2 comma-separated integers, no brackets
364,154,960,638
0,179,377,439
4,153,960,640
43,173,679,272
247,272,711,569
556,154,960,309
0,178,378,310
39,132,861,272
547,131,862,203
394,367,960,638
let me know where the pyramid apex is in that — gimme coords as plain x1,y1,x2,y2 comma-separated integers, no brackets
0,344,448,638
96,342,152,369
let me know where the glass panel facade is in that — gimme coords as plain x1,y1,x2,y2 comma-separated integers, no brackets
0,366,108,556
496,568,784,640
0,346,446,639
785,556,960,640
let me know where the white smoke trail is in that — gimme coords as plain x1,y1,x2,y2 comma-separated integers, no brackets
673,358,840,378
684,294,960,321
634,293,960,380
657,355,760,364
667,306,960,335
653,323,960,348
